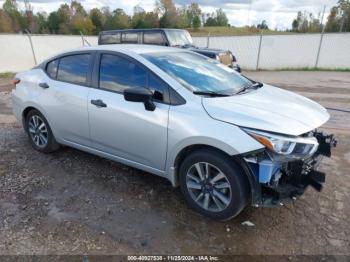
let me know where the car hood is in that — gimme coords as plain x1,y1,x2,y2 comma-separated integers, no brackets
202,84,330,136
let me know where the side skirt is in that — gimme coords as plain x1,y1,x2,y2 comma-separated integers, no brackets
60,139,169,181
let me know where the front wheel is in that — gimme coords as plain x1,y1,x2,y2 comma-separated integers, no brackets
179,149,250,220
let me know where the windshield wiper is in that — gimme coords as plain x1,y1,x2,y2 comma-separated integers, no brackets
193,91,230,97
173,44,194,48
252,81,263,88
236,81,263,94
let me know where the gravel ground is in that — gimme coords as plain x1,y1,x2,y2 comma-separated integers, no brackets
0,71,349,256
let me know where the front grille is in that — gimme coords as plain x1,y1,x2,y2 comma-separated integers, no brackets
219,53,232,66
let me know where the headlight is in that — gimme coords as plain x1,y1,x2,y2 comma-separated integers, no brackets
244,128,319,159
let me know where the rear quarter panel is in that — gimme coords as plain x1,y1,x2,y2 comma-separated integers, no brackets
11,69,51,126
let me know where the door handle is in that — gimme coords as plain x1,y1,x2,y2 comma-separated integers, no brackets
39,82,49,89
91,99,107,108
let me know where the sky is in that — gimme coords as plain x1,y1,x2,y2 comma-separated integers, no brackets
0,0,339,30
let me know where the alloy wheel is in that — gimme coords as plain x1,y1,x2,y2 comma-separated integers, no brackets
186,162,232,212
28,115,48,148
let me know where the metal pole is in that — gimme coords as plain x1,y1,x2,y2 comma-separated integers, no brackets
339,15,345,32
206,32,210,48
79,31,85,46
80,31,91,46
256,32,263,70
315,5,326,68
25,29,37,65
320,5,326,32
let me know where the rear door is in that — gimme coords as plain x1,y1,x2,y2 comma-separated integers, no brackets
87,52,170,171
38,52,94,146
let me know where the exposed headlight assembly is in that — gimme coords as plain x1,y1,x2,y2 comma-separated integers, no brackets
244,128,319,160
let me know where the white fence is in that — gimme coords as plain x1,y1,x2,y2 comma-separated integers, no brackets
0,33,350,73
194,33,350,70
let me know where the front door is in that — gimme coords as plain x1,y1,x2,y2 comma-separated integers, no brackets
88,53,169,171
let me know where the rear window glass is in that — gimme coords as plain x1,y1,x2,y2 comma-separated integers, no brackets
122,33,138,43
143,32,166,45
100,33,120,44
46,59,58,79
57,54,90,85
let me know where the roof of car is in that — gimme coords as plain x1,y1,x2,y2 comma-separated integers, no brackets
99,28,185,34
67,44,183,55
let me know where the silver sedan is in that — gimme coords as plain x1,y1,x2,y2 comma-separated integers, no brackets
11,45,335,220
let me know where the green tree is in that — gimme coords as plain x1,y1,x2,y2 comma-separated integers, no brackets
205,16,217,26
89,8,104,33
204,9,228,26
215,8,228,26
36,12,49,33
338,0,350,31
105,8,130,29
0,9,13,32
144,11,159,28
257,20,269,30
2,0,23,31
326,6,340,32
56,3,70,25
47,11,60,33
156,0,178,28
291,11,320,32
192,15,201,29
70,1,86,16
186,3,201,28
176,7,191,28
71,15,95,34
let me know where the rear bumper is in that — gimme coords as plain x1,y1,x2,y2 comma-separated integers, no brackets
243,132,337,207
11,90,22,122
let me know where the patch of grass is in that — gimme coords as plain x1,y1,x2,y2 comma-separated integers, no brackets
0,72,15,78
188,26,290,36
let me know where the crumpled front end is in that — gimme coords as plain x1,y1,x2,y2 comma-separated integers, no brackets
243,131,337,207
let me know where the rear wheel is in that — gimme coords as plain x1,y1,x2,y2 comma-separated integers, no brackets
25,109,60,153
179,149,250,220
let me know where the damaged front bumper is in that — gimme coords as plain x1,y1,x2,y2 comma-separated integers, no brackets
243,131,337,207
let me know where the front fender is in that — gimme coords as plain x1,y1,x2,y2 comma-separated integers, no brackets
165,102,264,185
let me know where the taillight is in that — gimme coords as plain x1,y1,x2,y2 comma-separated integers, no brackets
12,78,20,86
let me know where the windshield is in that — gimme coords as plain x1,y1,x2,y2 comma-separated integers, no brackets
142,52,251,95
165,30,193,47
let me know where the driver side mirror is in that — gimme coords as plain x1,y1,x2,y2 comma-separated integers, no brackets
124,88,156,111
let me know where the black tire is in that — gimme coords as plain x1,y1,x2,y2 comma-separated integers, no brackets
179,149,250,221
25,109,60,153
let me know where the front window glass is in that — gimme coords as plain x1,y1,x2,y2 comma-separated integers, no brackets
143,32,166,45
165,30,193,47
99,54,147,93
142,52,250,95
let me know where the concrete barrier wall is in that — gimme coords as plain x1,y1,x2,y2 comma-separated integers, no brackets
0,33,349,72
193,33,350,70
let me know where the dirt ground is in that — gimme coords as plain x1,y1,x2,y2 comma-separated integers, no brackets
0,71,349,256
